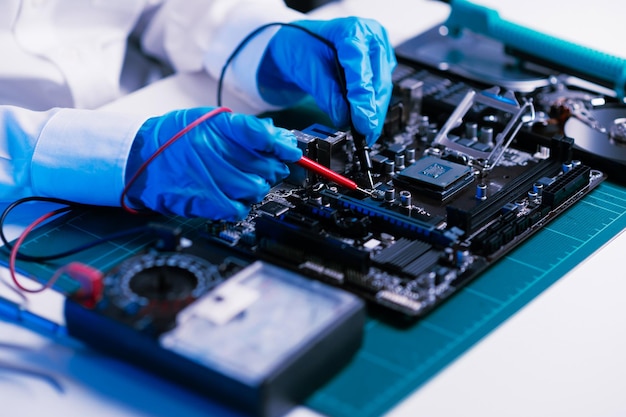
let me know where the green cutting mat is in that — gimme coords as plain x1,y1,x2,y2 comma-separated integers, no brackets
3,182,626,417
2,207,207,295
307,181,626,416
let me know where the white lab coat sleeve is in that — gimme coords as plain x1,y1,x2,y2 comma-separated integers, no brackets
141,0,304,111
7,0,147,110
0,106,145,206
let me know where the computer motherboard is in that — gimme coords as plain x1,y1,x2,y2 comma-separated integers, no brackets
195,60,606,319
36,19,623,417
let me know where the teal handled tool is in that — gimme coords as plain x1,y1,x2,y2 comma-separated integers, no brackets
444,0,626,99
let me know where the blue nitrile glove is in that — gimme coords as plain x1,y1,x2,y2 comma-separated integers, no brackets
125,108,302,221
258,17,397,146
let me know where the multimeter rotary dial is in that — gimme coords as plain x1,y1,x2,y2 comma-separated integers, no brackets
103,252,223,321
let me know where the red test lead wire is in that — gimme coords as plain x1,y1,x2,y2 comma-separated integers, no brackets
8,207,103,304
121,107,233,214
296,156,374,196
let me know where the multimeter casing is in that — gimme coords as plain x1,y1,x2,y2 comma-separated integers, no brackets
64,260,364,417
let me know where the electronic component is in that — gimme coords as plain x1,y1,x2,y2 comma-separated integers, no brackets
257,200,290,217
394,155,474,200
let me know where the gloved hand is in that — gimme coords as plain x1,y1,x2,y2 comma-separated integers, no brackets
258,17,397,146
124,107,302,221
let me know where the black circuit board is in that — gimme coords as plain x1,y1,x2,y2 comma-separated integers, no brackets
194,62,607,319
56,59,609,323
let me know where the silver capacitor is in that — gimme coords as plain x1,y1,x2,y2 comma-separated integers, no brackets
405,148,416,164
479,126,494,145
395,153,406,171
384,188,396,202
400,190,412,207
384,160,395,175
475,183,487,200
465,122,478,139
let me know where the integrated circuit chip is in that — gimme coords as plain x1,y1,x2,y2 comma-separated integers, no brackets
394,155,475,200
257,201,290,217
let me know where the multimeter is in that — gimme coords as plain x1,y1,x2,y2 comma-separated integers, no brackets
64,256,364,417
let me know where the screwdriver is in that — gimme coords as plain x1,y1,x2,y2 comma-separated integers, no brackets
296,156,374,197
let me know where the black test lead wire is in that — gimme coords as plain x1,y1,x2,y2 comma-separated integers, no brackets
216,22,376,189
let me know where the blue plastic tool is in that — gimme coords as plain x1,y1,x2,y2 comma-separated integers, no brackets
445,0,626,98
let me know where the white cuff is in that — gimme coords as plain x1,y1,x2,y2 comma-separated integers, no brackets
31,108,146,206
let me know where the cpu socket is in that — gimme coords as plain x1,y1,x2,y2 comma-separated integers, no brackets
394,155,475,201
